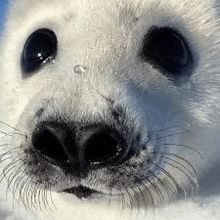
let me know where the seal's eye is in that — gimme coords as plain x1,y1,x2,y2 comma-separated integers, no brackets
140,26,193,77
21,28,57,74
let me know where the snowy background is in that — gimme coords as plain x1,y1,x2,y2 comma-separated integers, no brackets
0,0,9,33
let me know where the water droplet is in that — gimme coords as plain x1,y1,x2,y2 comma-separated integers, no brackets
74,65,87,74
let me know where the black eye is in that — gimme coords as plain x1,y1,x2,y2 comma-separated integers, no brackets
140,26,193,77
21,28,57,74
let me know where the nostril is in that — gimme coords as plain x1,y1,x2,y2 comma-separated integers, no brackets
32,125,69,163
84,129,126,166
31,123,129,173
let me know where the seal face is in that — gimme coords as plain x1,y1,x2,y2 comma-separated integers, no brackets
1,0,220,219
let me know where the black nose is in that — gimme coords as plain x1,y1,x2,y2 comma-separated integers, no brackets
31,122,127,176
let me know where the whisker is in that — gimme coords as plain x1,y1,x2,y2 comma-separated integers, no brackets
12,173,24,202
136,183,148,208
0,144,10,147
7,163,25,189
140,181,154,207
13,171,26,198
0,155,11,163
155,151,197,175
164,143,202,157
152,126,179,133
149,161,183,194
0,121,20,131
11,132,28,138
0,130,29,139
6,165,20,193
137,156,171,202
8,146,23,152
151,170,172,201
131,186,140,212
162,156,196,179
25,177,37,210
157,130,189,140
21,179,33,210
0,147,23,162
2,156,21,178
146,177,164,205
1,146,23,156
120,189,126,213
107,187,112,206
0,150,12,161
139,157,170,201
125,187,134,211
49,186,57,212
42,186,55,214
37,77,68,122
162,160,197,188
42,187,49,212
34,184,42,210
89,83,114,105
0,131,13,137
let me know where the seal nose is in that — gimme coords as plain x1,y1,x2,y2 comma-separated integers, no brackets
84,128,126,165
31,122,127,176
31,123,75,164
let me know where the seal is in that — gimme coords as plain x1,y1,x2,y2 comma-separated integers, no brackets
0,0,220,219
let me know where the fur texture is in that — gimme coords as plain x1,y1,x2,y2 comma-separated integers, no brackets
1,0,220,219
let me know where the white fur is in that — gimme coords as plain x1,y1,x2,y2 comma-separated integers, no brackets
1,0,220,219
